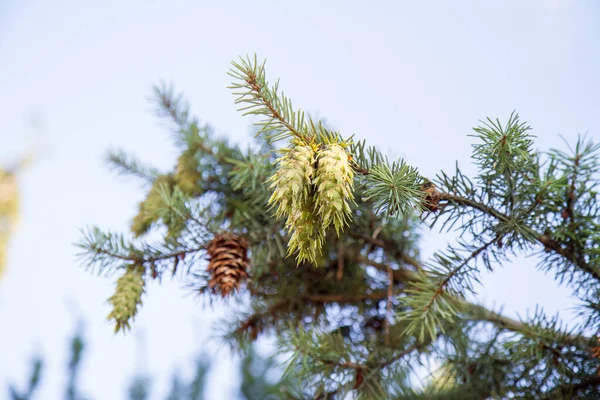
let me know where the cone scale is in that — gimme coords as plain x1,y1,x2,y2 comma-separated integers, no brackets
267,137,354,266
206,233,250,296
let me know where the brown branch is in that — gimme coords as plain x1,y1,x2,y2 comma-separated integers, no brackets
302,292,387,303
439,192,600,282
245,69,310,143
385,264,393,346
439,192,511,223
378,342,423,370
350,161,370,176
538,234,600,281
336,240,344,281
563,153,580,223
465,302,588,347
90,245,201,266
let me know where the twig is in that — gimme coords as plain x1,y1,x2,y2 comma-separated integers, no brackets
423,238,496,313
385,264,393,346
336,240,344,281
440,192,600,282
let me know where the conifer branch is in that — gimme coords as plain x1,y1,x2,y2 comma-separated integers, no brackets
385,264,393,345
263,251,590,350
153,82,192,131
421,238,496,312
356,255,590,348
363,159,423,216
228,55,311,143
439,192,511,224
440,192,600,282
302,292,388,303
106,149,161,183
78,60,600,397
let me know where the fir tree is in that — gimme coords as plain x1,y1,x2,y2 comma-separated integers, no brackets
78,55,600,399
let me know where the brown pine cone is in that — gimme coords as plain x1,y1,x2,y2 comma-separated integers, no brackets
206,233,250,297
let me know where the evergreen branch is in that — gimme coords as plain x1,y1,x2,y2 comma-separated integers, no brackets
470,112,536,213
399,276,462,342
403,239,496,336
420,239,496,314
356,256,590,348
106,149,161,183
77,64,600,395
563,150,580,224
228,55,311,143
464,303,588,348
439,192,510,224
302,291,389,303
259,252,589,351
234,300,290,341
283,328,418,398
440,192,600,282
309,354,363,371
517,175,557,219
84,237,200,265
302,341,422,373
385,264,394,345
289,336,425,400
376,342,423,371
153,82,192,131
363,159,423,217
348,140,386,175
77,227,205,276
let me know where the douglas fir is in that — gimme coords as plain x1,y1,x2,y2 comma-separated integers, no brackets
79,55,600,399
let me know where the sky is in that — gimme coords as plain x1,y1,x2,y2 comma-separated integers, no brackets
1,0,599,398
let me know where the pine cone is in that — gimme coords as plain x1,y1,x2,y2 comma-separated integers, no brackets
313,143,354,234
421,181,440,212
267,140,316,219
107,265,145,333
286,198,325,265
206,233,250,297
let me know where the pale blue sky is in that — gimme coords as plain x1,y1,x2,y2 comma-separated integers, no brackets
1,1,599,398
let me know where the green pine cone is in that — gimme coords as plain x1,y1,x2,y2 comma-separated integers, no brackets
313,144,354,234
267,141,316,219
286,198,325,265
107,265,145,333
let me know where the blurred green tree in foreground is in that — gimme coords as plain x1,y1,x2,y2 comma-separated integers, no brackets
10,329,290,399
76,55,600,398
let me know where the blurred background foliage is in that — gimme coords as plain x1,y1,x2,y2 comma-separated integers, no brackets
9,328,293,400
